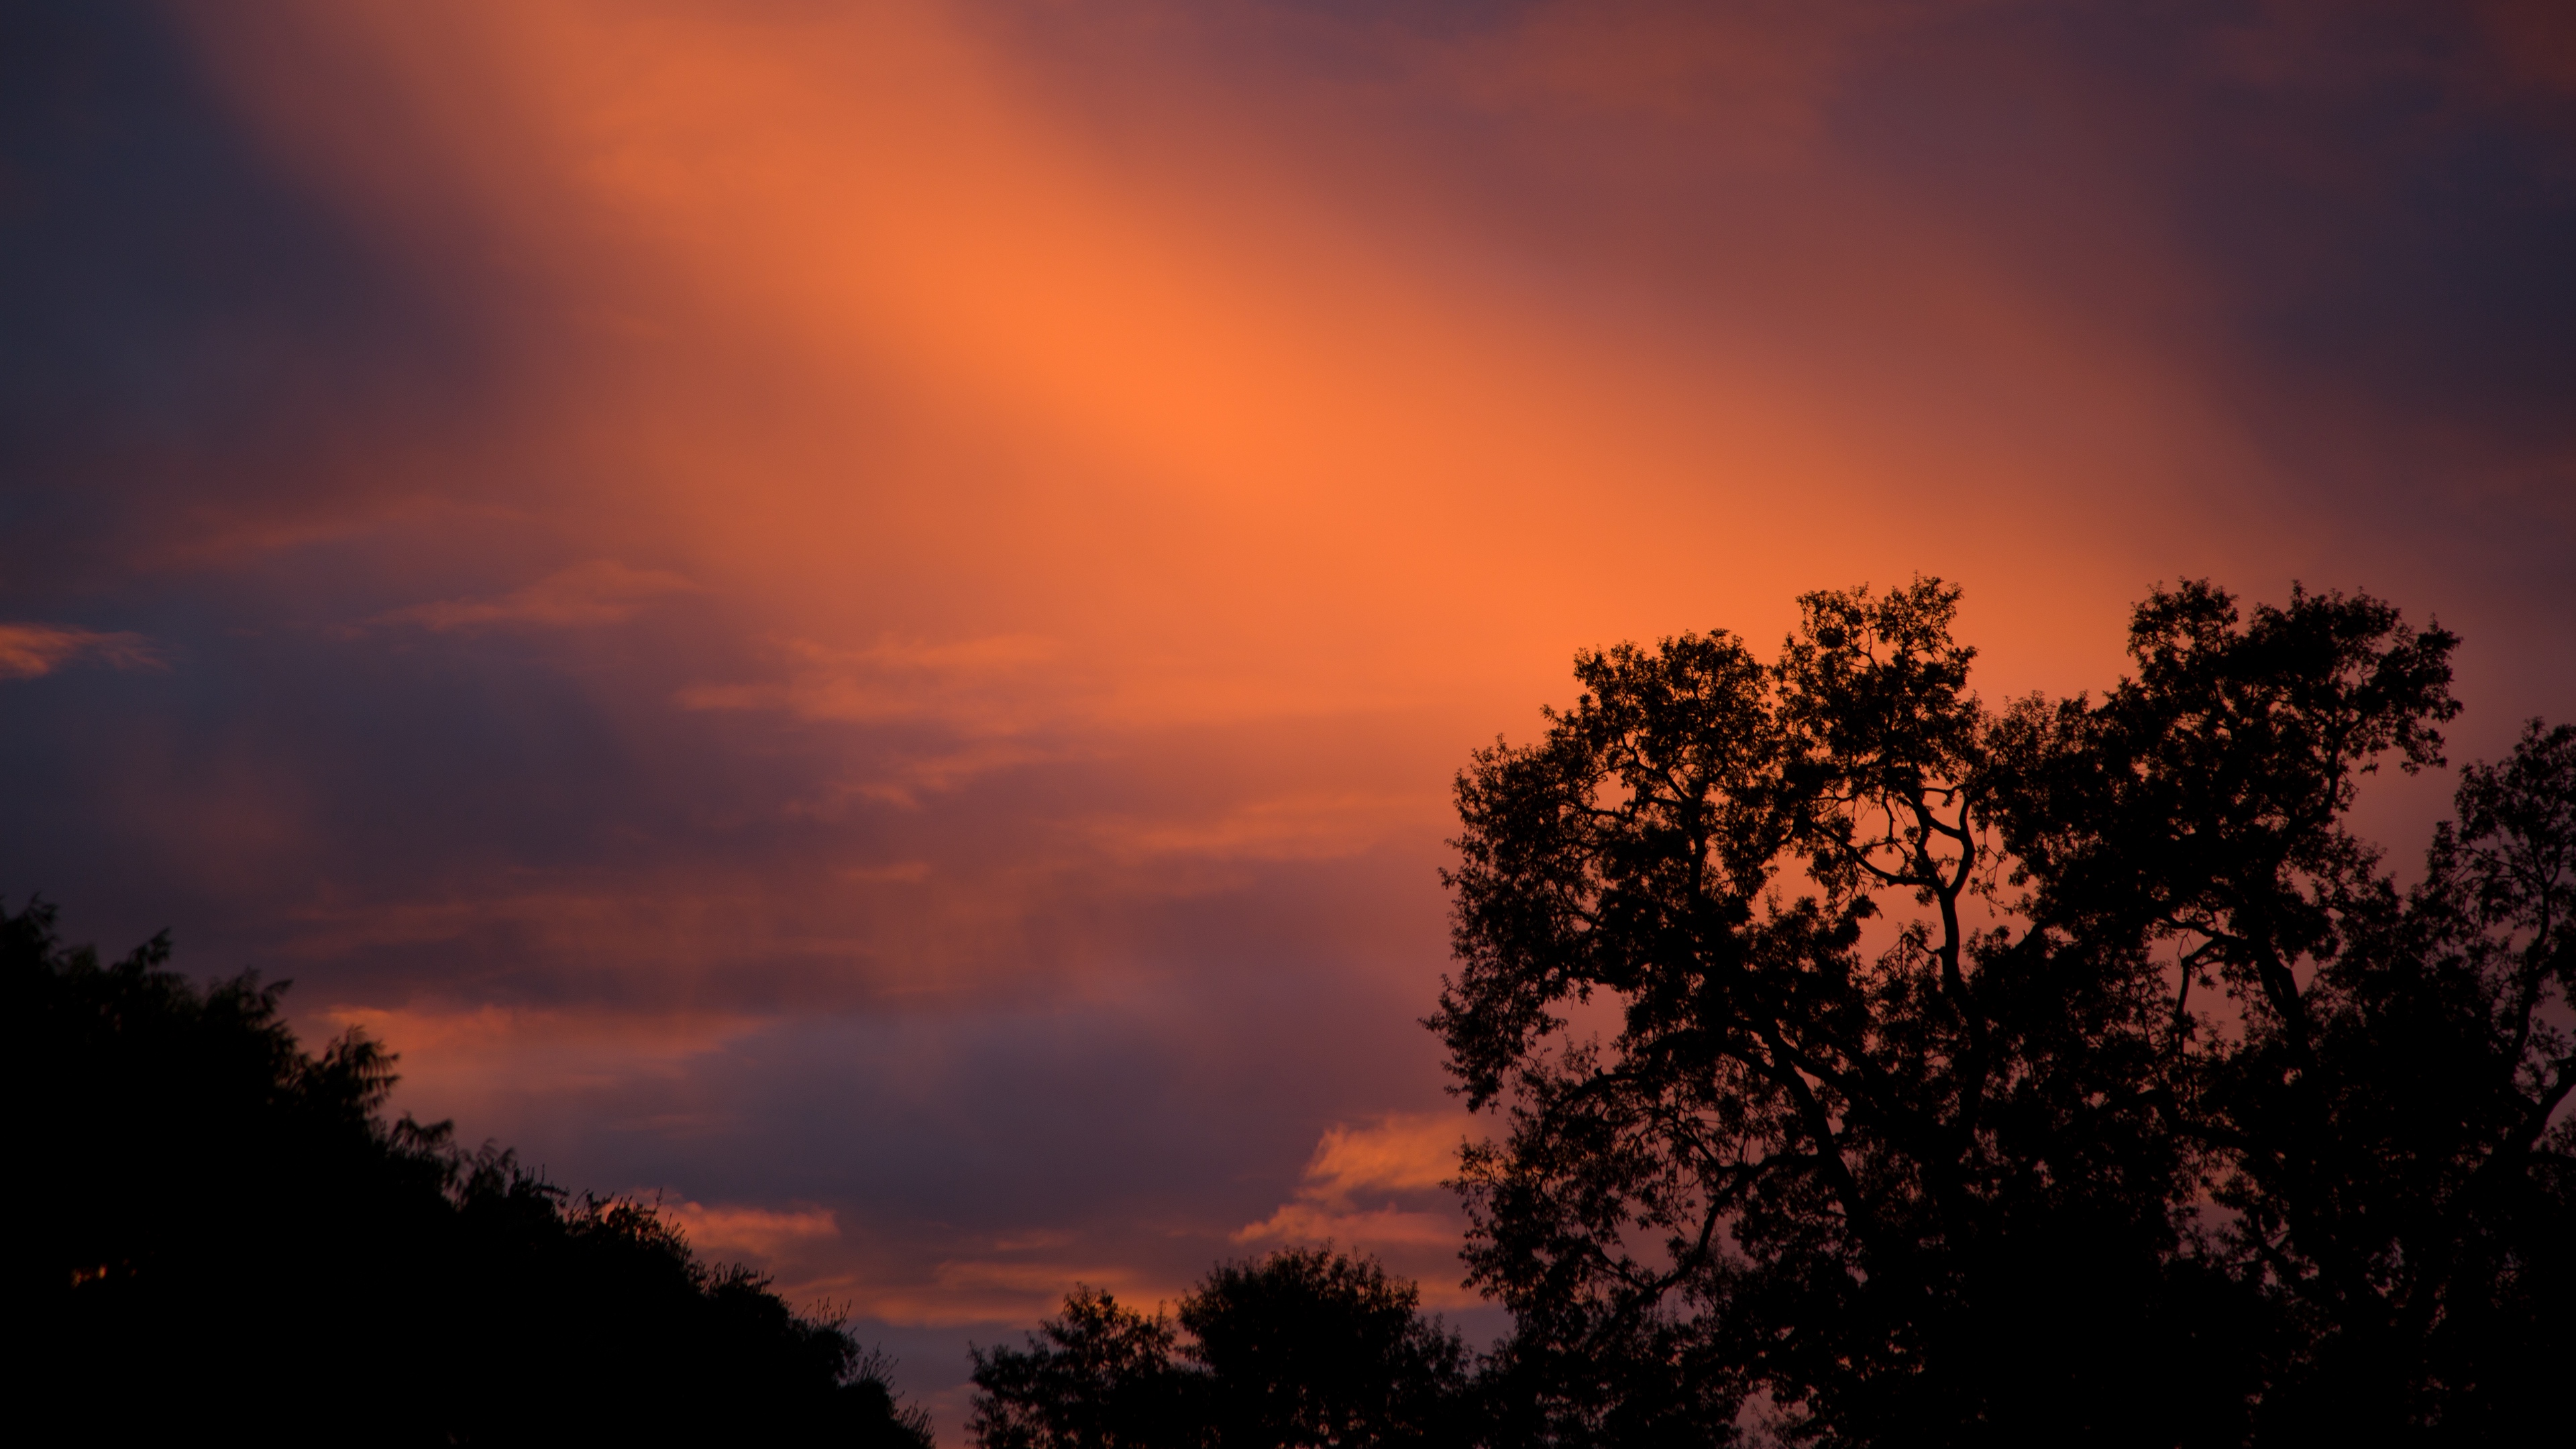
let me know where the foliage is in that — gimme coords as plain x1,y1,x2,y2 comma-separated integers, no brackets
969,1284,1201,1448
1432,579,2574,1445
969,1246,1470,1448
5,898,935,1447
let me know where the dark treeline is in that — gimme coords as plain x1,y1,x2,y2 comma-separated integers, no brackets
18,578,2575,1447
7,899,934,1447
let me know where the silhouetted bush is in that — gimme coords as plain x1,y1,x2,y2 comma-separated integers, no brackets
6,899,934,1446
969,1247,1471,1448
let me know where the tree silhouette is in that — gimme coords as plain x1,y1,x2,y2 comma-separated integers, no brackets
969,1247,1470,1448
969,1285,1201,1448
1185,1248,1471,1448
1432,580,2573,1446
7,899,935,1446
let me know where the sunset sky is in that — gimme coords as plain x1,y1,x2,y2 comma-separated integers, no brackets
8,1,2575,1431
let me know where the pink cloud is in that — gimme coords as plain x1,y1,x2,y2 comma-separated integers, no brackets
0,623,162,680
661,1199,842,1262
1235,1114,1478,1301
374,559,699,631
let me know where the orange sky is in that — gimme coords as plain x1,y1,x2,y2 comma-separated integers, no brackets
9,0,2575,1430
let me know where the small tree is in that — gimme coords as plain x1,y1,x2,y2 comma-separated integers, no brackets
1432,579,2573,1445
969,1247,1469,1448
1184,1248,1469,1448
969,1285,1200,1448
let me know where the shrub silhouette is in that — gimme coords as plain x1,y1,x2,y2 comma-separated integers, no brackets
7,899,934,1447
969,1247,1470,1448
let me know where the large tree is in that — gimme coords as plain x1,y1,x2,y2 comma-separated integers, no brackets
1432,580,2573,1446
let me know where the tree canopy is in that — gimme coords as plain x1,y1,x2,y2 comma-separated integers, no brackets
7,898,934,1446
969,1246,1472,1448
1434,579,2574,1446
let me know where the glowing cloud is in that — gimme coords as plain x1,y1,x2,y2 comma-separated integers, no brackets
0,624,161,680
372,560,700,631
1236,1113,1466,1259
662,1199,841,1263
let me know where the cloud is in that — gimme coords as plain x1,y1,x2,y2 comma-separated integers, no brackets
798,1250,1201,1329
677,635,1063,735
662,1199,841,1261
1087,790,1432,864
1440,0,1940,144
1299,1114,1463,1197
0,623,162,681
1235,1112,1464,1251
317,1003,772,1120
1231,1113,1484,1307
2476,0,2576,94
1233,1200,1460,1252
788,741,1069,813
374,559,699,631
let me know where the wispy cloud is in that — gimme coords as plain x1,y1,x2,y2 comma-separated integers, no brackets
789,741,1069,814
374,559,700,631
1236,1113,1466,1255
1089,791,1430,863
0,623,162,680
662,1199,842,1262
678,635,1061,735
804,1253,1188,1328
